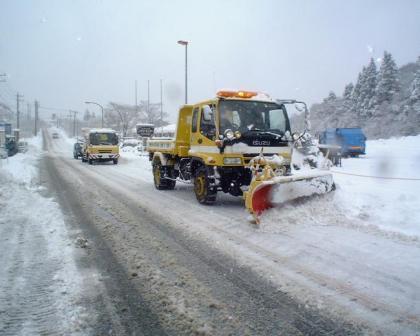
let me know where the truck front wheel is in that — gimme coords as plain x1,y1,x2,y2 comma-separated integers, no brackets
194,166,217,204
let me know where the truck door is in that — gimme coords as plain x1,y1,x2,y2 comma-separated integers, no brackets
199,104,216,141
190,106,200,145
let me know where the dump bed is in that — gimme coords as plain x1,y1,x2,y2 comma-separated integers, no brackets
147,105,193,157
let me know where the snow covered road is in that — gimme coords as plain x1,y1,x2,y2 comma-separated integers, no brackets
43,128,420,335
2,128,419,335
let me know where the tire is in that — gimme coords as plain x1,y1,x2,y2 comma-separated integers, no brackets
153,161,176,190
74,154,78,159
194,166,217,204
88,155,93,165
81,155,87,163
113,159,118,165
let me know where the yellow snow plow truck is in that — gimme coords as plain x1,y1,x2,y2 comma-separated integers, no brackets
81,128,120,165
147,90,333,221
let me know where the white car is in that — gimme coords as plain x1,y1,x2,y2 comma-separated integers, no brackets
18,140,28,153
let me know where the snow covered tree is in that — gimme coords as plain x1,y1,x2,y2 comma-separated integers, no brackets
352,71,363,107
409,56,420,103
376,51,400,104
353,66,368,119
362,58,378,112
342,82,354,113
343,82,354,100
323,91,337,103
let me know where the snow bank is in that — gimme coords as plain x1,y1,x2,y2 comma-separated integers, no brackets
0,133,95,334
264,135,420,239
0,134,42,186
332,135,420,238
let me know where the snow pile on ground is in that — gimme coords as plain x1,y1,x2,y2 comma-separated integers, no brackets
0,135,42,186
265,135,420,239
333,135,420,238
0,134,94,335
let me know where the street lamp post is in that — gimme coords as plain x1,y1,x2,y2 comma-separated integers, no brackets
85,101,104,128
177,40,189,104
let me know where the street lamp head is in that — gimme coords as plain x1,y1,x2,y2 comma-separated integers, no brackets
177,40,189,46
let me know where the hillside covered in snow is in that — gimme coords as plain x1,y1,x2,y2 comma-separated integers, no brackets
291,53,420,139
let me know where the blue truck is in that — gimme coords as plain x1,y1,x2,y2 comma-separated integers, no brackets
319,128,366,157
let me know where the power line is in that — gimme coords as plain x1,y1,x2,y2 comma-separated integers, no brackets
39,105,71,112
0,92,15,107
331,170,420,181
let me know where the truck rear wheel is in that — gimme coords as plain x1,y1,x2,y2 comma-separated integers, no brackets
153,161,176,190
194,166,217,204
88,155,93,165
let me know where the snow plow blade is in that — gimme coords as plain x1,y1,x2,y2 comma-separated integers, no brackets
244,169,334,222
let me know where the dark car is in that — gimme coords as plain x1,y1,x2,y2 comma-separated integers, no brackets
73,142,83,159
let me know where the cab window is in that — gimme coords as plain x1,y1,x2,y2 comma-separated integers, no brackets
191,107,199,133
200,104,216,139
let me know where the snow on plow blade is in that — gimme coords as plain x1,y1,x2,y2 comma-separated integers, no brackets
244,170,334,221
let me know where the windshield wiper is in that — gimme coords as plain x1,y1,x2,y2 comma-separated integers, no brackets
243,129,283,138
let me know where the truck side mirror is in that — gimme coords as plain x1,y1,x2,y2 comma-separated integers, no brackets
202,105,213,122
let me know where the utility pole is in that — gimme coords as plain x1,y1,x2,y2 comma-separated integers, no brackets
69,110,78,138
16,92,24,129
27,103,31,120
177,40,189,104
135,79,138,114
160,79,163,130
34,100,39,136
147,79,150,118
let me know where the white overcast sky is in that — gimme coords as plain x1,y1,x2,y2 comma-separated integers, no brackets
0,0,419,121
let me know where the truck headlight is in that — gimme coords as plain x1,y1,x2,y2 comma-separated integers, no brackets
224,129,235,140
223,157,242,165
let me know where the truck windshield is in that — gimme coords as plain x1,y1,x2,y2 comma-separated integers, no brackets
89,132,118,145
218,100,289,135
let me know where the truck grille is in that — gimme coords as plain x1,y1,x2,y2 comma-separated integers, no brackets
242,153,274,164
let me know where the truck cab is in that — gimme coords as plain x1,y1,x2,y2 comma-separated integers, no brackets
147,90,295,204
82,128,120,164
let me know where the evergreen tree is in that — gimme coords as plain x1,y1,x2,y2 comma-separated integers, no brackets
362,58,378,112
343,82,354,100
352,72,363,110
409,56,420,103
354,66,369,119
323,91,337,103
376,51,400,104
342,82,354,113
